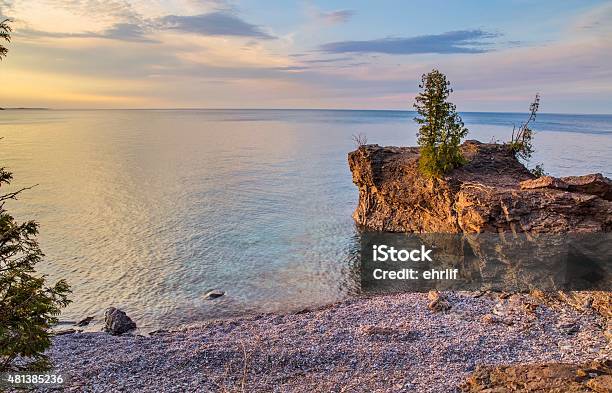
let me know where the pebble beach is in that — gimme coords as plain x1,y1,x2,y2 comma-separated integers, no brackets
42,291,610,392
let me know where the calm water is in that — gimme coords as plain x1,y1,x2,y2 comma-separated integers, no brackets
1,109,611,330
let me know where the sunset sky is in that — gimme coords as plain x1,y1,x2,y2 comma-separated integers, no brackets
0,0,611,113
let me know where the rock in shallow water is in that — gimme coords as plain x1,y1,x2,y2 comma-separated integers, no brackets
103,307,136,335
203,289,225,300
75,316,94,327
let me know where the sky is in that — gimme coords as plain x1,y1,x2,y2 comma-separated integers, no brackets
0,0,611,113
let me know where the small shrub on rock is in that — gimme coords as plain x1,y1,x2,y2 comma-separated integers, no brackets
508,94,540,161
530,163,547,178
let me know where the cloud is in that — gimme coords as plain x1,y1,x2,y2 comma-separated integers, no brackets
4,2,611,112
17,22,156,42
571,2,612,35
320,30,499,55
102,23,155,42
0,0,13,19
186,0,235,12
318,9,354,24
272,65,310,71
9,2,275,42
158,11,274,39
302,57,353,64
46,0,141,24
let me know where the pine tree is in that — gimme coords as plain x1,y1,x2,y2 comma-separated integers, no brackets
414,70,468,177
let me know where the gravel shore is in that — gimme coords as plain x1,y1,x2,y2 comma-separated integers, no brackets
43,292,610,393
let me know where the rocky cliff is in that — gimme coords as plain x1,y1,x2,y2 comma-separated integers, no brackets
348,140,612,233
461,359,611,392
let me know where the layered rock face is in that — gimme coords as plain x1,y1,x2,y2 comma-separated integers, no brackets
461,359,611,393
348,140,612,234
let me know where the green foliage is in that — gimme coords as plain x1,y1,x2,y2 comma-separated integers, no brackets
0,19,11,60
414,69,468,177
508,94,540,161
0,167,71,371
530,163,547,178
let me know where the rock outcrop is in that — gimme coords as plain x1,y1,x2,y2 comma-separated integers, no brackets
348,141,612,233
460,359,611,392
103,307,136,335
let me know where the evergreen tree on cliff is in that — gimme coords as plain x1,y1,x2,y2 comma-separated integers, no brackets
414,70,468,177
0,19,71,372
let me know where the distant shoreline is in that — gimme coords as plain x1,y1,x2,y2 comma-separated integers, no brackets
0,107,49,110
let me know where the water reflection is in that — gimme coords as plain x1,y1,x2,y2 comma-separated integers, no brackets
0,109,610,330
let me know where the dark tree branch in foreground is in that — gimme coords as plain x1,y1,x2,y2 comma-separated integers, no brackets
0,21,72,371
0,166,71,372
0,19,11,60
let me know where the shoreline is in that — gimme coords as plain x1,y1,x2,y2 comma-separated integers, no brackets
44,291,609,392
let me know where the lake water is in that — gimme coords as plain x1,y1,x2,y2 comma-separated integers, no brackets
1,109,611,330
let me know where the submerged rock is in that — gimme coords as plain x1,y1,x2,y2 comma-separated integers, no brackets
348,141,612,233
75,316,94,327
203,289,225,300
103,307,136,335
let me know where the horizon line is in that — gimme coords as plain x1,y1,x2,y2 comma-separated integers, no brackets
1,107,612,116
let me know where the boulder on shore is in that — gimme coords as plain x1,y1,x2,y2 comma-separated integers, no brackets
348,140,612,233
427,290,451,312
103,307,136,335
460,359,611,392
